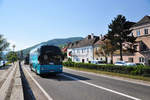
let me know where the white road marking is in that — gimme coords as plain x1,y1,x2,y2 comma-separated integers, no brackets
62,74,141,100
23,66,53,100
64,68,150,87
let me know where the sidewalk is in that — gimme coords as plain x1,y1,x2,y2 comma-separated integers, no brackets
0,62,24,100
10,62,24,100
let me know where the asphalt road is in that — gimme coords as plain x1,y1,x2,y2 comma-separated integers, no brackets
23,65,150,100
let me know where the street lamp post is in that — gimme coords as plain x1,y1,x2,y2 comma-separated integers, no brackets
12,45,15,64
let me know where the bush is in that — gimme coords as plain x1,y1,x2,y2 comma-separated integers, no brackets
63,61,150,76
67,58,72,62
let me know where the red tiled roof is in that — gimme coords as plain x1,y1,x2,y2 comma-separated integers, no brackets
68,35,99,48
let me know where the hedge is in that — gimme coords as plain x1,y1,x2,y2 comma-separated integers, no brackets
63,61,150,76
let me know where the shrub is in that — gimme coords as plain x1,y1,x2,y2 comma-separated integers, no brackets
63,61,150,77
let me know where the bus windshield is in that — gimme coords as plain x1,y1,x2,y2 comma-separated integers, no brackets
38,46,63,65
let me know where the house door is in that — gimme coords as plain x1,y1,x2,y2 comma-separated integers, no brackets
82,59,85,63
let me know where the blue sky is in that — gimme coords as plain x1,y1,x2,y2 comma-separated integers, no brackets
0,0,150,51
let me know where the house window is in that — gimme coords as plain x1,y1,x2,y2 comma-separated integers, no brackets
136,30,140,36
82,48,85,53
139,57,145,62
84,48,86,53
144,29,148,35
77,49,79,53
128,58,133,62
76,58,80,62
140,42,147,51
87,48,89,53
87,58,89,62
133,45,137,51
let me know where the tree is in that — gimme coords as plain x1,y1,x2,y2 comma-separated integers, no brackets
107,15,136,61
6,51,18,63
97,39,115,64
0,34,9,60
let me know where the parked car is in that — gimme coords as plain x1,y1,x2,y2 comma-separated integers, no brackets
91,60,106,65
114,61,126,66
124,62,136,66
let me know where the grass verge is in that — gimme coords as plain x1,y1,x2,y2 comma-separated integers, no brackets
5,62,11,66
65,66,150,82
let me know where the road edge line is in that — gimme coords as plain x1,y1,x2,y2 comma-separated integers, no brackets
64,67,150,87
23,66,53,100
62,74,141,100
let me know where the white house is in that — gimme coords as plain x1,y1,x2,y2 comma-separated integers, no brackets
67,34,99,63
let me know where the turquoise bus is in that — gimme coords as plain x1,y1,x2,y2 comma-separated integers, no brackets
29,45,63,75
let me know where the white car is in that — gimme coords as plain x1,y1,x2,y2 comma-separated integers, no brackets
114,61,126,66
0,60,5,66
91,60,106,65
124,62,136,66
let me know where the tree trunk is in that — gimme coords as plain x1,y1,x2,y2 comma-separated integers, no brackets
110,52,113,64
105,56,108,64
120,42,123,61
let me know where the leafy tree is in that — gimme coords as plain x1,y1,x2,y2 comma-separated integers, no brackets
6,51,18,63
107,15,136,61
97,39,115,64
0,34,9,60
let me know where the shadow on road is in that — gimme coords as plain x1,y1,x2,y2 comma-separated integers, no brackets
40,72,90,81
19,62,36,100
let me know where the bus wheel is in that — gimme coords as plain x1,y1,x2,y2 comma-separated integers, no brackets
36,69,38,75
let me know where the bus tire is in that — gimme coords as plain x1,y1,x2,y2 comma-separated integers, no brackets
36,69,38,75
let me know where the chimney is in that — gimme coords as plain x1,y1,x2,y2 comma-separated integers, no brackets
88,35,91,39
91,33,94,39
99,34,103,39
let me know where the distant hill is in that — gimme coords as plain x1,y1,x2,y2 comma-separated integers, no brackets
20,37,83,57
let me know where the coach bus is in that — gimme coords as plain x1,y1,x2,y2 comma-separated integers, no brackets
29,45,63,75
24,54,29,65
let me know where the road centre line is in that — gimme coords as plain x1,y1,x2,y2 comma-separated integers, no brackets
62,74,141,100
23,66,53,100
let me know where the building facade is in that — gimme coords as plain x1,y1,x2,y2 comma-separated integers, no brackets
67,16,150,65
67,34,99,63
